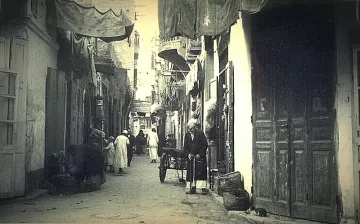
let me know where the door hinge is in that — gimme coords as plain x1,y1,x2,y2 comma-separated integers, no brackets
336,195,341,206
251,115,253,124
356,210,359,221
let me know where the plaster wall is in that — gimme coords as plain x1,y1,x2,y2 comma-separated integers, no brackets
228,16,253,194
25,27,57,172
334,4,358,223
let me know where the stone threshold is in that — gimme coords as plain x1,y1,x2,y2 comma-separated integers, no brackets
209,190,327,224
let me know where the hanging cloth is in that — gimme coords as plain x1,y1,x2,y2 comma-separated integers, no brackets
55,0,134,42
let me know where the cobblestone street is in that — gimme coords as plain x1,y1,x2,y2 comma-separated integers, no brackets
0,155,245,223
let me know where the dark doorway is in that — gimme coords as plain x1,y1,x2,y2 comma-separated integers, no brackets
252,4,337,223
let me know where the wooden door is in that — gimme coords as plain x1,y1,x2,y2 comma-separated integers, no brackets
225,61,234,172
353,46,360,224
252,5,337,223
45,68,67,178
0,37,28,198
217,72,225,168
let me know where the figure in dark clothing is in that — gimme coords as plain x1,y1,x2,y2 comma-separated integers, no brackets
183,119,208,195
127,129,135,167
135,130,146,155
86,118,106,183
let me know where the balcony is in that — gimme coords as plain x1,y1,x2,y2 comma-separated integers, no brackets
158,37,202,71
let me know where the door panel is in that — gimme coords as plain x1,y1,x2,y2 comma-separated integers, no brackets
253,52,275,212
274,72,290,216
352,47,360,224
0,37,27,198
307,73,336,222
290,62,308,218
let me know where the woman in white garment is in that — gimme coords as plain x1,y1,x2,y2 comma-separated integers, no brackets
114,130,130,174
147,128,159,163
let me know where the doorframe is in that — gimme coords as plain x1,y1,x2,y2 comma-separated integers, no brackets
352,45,360,222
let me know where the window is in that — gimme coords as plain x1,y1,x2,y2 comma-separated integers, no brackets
0,69,17,147
209,77,217,100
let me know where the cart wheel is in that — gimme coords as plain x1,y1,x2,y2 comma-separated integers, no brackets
159,154,167,183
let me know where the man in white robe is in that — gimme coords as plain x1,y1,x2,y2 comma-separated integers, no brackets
147,128,159,163
114,130,130,174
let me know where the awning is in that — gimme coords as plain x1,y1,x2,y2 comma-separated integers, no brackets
186,60,203,94
150,103,165,114
158,0,267,39
55,0,134,42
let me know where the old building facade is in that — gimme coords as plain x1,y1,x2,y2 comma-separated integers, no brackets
158,1,360,223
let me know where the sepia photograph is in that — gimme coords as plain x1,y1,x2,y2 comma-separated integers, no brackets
0,0,358,223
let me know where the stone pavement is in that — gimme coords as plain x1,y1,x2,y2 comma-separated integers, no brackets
0,155,247,224
0,154,327,224
210,192,327,224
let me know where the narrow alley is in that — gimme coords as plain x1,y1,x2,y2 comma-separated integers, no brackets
3,0,360,223
0,155,242,224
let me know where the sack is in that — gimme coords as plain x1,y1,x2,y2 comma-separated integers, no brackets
218,171,242,196
223,190,250,211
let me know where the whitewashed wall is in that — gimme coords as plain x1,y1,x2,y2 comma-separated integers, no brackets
228,16,253,194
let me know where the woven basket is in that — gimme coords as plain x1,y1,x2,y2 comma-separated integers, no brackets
218,171,242,195
223,190,250,211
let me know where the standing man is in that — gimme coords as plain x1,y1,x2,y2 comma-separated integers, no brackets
183,119,208,195
127,129,136,167
114,130,129,174
147,128,159,163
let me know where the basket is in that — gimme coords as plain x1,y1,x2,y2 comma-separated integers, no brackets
223,190,250,211
218,171,242,196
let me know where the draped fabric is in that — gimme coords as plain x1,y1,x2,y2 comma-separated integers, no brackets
71,34,97,85
158,0,268,39
55,0,134,42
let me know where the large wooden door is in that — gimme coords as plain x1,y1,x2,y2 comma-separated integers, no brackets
45,68,67,178
252,5,337,223
0,37,28,198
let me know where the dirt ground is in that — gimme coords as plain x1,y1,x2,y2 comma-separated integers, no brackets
0,155,248,224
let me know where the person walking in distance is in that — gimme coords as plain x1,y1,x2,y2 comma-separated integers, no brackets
127,129,135,167
147,128,159,163
135,130,146,155
114,130,130,174
183,119,209,195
